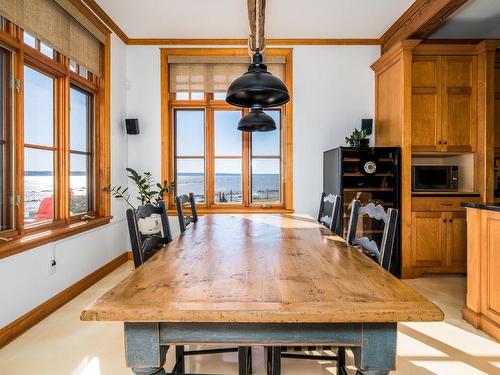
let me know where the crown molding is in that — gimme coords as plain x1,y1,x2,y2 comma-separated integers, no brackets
128,38,381,46
80,0,128,43
380,0,470,53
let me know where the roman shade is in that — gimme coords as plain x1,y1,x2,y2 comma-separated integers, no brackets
168,55,285,93
0,0,104,76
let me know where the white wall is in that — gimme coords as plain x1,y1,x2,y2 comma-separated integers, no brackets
126,45,379,216
0,34,129,329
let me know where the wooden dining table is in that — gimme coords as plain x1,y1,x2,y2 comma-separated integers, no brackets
81,214,443,375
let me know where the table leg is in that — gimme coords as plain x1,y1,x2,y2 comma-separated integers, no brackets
125,323,168,375
265,347,281,375
238,346,252,375
352,323,397,375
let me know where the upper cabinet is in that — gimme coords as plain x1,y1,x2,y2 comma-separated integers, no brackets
412,55,477,153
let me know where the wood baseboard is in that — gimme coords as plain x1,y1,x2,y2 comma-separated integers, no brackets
127,250,133,261
0,252,129,349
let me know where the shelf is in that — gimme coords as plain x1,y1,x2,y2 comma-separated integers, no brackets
343,188,394,192
411,191,480,197
343,172,394,177
343,157,394,163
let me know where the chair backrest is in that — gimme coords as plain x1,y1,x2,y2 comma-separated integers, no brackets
126,201,172,269
346,200,398,271
317,192,341,232
175,192,198,233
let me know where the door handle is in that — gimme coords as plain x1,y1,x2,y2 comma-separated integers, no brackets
441,202,453,206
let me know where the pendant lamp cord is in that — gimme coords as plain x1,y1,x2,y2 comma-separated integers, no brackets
247,0,266,53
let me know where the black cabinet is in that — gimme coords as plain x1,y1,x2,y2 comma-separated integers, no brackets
323,147,401,276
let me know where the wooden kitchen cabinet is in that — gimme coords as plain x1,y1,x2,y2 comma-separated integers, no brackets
412,56,442,152
411,210,467,273
446,211,467,269
411,55,477,152
411,211,446,267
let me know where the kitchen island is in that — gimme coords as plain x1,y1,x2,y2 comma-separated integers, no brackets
462,202,500,341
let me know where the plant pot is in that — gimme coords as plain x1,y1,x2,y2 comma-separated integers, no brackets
358,138,370,148
349,139,370,148
138,214,162,235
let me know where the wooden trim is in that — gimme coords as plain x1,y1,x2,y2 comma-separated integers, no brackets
161,48,293,212
80,0,128,44
129,38,381,46
0,251,127,349
67,0,112,37
380,0,470,53
127,250,133,261
96,34,111,217
0,216,112,260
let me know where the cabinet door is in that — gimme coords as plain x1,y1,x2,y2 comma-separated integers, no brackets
446,211,467,271
412,56,442,152
411,211,446,267
442,56,477,152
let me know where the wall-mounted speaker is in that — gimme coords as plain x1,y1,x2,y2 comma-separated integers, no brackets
361,118,373,135
125,118,140,135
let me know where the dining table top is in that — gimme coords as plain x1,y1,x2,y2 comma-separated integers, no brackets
80,213,444,324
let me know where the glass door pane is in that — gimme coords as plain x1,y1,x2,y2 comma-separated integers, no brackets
214,110,242,204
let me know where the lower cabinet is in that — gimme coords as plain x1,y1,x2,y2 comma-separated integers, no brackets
411,211,467,273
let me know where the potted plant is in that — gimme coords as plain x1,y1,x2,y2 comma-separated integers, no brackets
105,168,175,234
345,128,370,148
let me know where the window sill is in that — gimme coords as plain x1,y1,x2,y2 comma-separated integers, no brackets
0,216,112,261
168,208,295,215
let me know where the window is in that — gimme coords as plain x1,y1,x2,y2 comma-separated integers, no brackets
0,19,110,259
0,46,13,232
24,66,55,225
24,33,54,60
251,110,281,203
170,93,287,210
164,49,292,212
70,86,93,216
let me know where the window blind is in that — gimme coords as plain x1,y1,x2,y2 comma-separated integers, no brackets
168,55,285,93
0,0,103,76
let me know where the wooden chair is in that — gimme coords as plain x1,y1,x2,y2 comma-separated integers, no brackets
317,192,341,232
175,192,198,233
347,200,399,271
127,200,251,374
126,201,172,269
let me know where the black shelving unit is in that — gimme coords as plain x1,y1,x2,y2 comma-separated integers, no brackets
323,147,401,277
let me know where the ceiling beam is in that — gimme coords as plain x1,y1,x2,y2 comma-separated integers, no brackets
380,0,470,53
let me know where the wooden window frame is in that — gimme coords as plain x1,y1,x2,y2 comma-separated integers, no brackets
0,20,111,261
161,48,293,214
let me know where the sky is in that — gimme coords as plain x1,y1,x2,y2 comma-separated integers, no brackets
24,66,89,173
176,109,280,174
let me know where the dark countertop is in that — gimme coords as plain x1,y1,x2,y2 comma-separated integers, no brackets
461,202,500,212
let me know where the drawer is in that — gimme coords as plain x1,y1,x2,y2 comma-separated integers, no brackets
412,196,480,212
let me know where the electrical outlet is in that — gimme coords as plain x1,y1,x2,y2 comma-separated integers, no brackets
48,258,56,276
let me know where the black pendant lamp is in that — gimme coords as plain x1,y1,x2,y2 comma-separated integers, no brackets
237,108,276,132
226,51,290,109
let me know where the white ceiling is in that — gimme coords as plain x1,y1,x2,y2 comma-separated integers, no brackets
430,0,500,39
95,0,414,39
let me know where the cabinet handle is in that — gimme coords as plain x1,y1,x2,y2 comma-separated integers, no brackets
441,202,453,206
443,219,446,223
444,140,448,145
438,140,442,145
449,219,453,223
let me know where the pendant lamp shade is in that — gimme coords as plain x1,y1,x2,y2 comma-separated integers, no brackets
226,52,290,109
237,109,276,132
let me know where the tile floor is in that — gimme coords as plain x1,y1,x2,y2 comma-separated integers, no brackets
0,262,499,375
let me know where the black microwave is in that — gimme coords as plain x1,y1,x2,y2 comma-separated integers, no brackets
412,165,459,192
